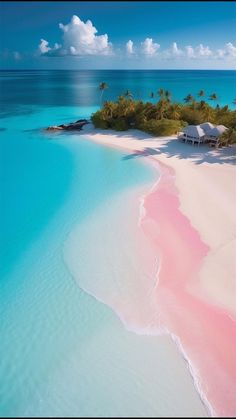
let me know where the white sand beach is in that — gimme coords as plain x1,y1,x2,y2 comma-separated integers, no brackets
82,124,236,319
72,124,236,416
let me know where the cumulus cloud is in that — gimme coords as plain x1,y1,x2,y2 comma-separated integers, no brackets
126,40,134,54
171,42,183,57
38,39,61,55
216,42,236,59
38,16,235,64
141,38,160,56
39,39,51,54
185,42,236,61
124,39,236,63
185,44,213,59
39,15,112,56
196,44,212,57
185,45,195,58
226,42,236,57
162,42,183,59
184,42,236,60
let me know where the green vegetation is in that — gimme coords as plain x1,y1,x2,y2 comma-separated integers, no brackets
139,119,186,136
91,87,236,142
219,127,236,146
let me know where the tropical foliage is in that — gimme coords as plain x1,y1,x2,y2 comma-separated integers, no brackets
91,87,236,141
219,127,236,146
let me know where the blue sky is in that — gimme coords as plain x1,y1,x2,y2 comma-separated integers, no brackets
1,1,236,69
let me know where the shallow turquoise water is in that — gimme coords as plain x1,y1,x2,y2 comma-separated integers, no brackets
1,69,232,416
0,105,158,416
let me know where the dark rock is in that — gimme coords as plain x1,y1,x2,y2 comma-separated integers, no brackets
75,119,89,124
46,119,89,132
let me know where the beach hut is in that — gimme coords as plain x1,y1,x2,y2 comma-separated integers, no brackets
206,124,228,147
200,122,215,133
180,125,206,145
209,125,228,137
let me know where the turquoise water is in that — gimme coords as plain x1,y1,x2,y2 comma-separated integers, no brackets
1,70,233,416
0,75,159,416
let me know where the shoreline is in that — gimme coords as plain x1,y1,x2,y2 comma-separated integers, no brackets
79,124,236,416
63,182,209,417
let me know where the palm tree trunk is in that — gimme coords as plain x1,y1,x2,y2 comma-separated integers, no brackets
100,90,104,108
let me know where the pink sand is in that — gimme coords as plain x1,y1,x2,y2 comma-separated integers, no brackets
142,158,236,416
77,128,236,416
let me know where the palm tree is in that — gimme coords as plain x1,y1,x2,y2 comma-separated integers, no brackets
99,82,108,106
220,105,229,112
184,94,195,104
155,98,168,119
203,105,214,121
209,93,218,101
165,90,172,103
198,100,207,110
124,89,133,99
157,88,165,99
103,101,117,119
198,90,205,98
117,95,134,118
233,98,236,106
168,103,181,120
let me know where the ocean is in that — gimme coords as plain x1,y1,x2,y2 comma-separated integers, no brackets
1,69,234,417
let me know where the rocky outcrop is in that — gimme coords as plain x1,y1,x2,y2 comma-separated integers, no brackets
46,119,89,132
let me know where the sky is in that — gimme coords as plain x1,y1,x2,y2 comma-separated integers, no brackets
1,1,236,70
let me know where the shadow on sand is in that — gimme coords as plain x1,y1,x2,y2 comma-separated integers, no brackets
121,136,236,166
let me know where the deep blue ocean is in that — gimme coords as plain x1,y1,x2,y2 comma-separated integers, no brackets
0,70,235,417
1,69,236,110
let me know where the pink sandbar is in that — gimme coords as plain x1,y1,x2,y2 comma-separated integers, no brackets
141,158,236,416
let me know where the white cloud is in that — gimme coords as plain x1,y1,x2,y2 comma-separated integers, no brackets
39,15,112,56
226,42,236,57
216,42,236,59
195,43,212,57
185,45,195,58
39,39,51,54
38,17,235,66
171,42,183,57
185,44,213,59
163,42,184,59
126,40,134,54
141,38,160,56
38,39,61,56
216,48,225,59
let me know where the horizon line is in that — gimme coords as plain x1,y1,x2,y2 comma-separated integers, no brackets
1,68,236,71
